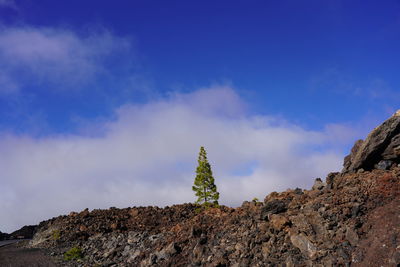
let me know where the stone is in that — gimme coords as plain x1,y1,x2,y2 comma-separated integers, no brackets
285,255,295,267
390,251,400,265
126,251,140,263
130,209,139,217
110,223,119,230
312,178,325,190
69,212,78,217
343,139,364,171
375,160,393,170
261,199,287,220
325,172,339,189
261,243,270,258
103,248,116,258
382,134,400,159
351,204,361,218
166,242,181,255
345,227,359,246
290,233,318,259
342,111,400,172
269,214,290,231
80,208,90,217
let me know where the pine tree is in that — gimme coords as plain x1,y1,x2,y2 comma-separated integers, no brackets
192,146,219,207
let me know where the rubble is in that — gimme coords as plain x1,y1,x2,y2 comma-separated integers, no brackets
27,112,400,266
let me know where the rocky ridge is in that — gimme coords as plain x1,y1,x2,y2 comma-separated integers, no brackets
29,112,400,266
343,110,400,173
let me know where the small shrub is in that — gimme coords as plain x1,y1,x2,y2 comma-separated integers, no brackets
252,197,260,203
194,202,219,214
195,207,203,214
63,246,83,261
51,230,60,241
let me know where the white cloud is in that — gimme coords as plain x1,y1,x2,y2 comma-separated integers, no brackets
0,86,352,233
0,26,130,94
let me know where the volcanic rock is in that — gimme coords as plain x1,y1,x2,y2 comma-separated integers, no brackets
25,113,400,266
312,178,325,190
343,110,400,173
289,232,318,259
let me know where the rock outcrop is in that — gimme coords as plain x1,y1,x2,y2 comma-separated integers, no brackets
343,110,400,173
27,113,400,266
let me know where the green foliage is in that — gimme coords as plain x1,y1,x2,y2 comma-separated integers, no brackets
192,146,219,207
51,230,61,241
195,207,203,214
63,246,83,261
252,197,260,203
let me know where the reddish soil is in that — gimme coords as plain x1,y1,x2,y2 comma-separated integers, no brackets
353,198,400,267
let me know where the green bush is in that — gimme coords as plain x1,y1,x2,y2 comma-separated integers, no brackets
63,246,83,261
51,230,61,241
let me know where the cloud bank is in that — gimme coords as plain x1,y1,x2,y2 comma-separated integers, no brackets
0,26,130,94
0,85,352,233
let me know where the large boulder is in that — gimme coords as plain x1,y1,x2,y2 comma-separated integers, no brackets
342,110,400,173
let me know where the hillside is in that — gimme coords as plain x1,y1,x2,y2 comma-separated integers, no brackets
0,226,37,241
27,112,400,266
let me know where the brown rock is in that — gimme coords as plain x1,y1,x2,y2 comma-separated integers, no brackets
290,233,318,259
342,111,400,172
269,214,290,231
325,172,339,189
345,227,359,246
382,134,400,159
79,208,90,217
390,251,400,265
261,243,271,258
130,209,138,217
343,139,364,171
285,255,295,267
110,223,119,230
312,178,325,190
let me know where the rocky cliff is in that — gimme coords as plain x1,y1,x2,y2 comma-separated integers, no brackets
29,112,400,267
343,110,400,173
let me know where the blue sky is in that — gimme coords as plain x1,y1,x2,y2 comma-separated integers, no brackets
0,0,399,232
1,0,399,134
